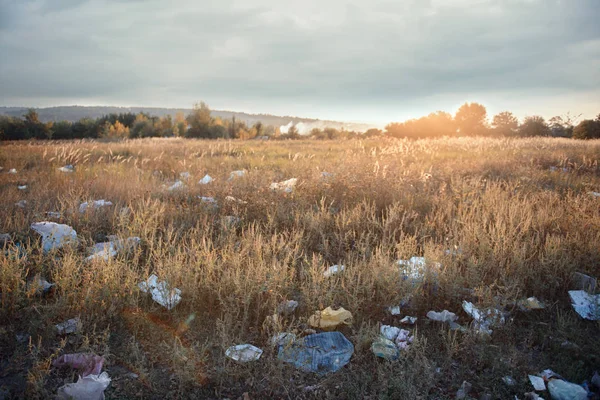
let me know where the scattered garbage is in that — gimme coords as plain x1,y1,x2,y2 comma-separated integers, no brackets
179,171,191,180
79,200,113,213
86,237,141,262
547,379,587,400
456,381,472,399
462,301,505,334
371,337,399,360
427,310,458,323
225,196,247,204
58,165,74,173
568,290,600,320
277,300,299,316
572,272,597,293
503,376,517,386
27,275,55,294
323,264,345,277
56,372,111,400
277,331,354,374
138,274,182,310
31,222,78,253
529,375,546,391
308,307,353,330
46,211,62,218
387,306,401,315
518,297,545,311
53,353,105,377
56,317,80,335
18,185,27,190
380,325,401,341
270,178,297,193
397,257,441,284
270,332,296,347
400,316,417,325
588,191,600,198
225,344,263,362
0,233,10,246
15,200,27,208
198,174,214,185
228,170,247,180
167,180,185,191
394,328,413,350
8,168,17,174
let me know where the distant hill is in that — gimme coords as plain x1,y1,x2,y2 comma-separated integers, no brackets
0,106,375,133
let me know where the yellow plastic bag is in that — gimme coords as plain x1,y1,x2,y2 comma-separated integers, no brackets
308,307,353,330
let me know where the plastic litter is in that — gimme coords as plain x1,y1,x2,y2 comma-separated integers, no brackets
225,344,263,362
18,185,27,190
56,372,111,400
456,381,472,399
53,353,105,377
270,332,296,347
167,180,185,191
277,300,299,316
529,375,546,391
228,170,247,180
79,200,113,213
270,178,297,193
394,329,413,350
8,168,17,174
547,379,587,400
308,307,353,330
46,211,61,218
387,306,401,315
58,165,74,173
427,310,458,323
31,222,78,253
198,174,214,185
400,316,417,325
138,274,182,310
86,236,141,262
568,290,600,320
380,325,401,341
462,301,505,334
518,297,545,311
179,172,191,180
56,317,80,335
371,337,399,360
15,200,27,208
27,276,55,294
572,272,597,293
397,257,441,284
323,264,345,277
277,331,354,374
503,376,516,386
588,191,600,198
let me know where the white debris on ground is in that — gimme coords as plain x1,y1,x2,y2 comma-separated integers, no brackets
323,264,345,277
179,172,191,180
269,332,296,347
529,375,546,391
378,325,413,351
387,306,401,315
225,344,263,362
397,256,441,283
138,274,182,310
400,316,417,324
57,372,111,400
426,310,458,323
568,290,600,320
17,185,27,190
55,317,80,335
228,170,247,180
31,222,78,253
8,168,17,174
462,301,505,334
58,165,74,173
15,200,27,208
198,174,214,184
46,212,62,218
518,297,545,311
27,275,55,294
167,180,185,191
79,200,113,213
588,191,600,198
86,237,141,262
270,178,297,193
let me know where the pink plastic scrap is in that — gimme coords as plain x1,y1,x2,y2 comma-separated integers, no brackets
53,354,105,377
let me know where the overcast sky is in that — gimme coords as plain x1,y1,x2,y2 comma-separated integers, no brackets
0,0,598,124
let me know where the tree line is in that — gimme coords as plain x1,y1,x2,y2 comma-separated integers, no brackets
1,101,599,141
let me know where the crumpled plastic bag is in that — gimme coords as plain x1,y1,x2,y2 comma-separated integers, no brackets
198,174,213,184
56,372,111,400
462,301,505,334
86,236,141,262
323,264,345,277
31,222,78,253
53,354,104,377
277,332,354,374
372,337,399,360
228,170,247,180
397,257,441,285
568,290,600,320
225,344,263,362
55,317,80,335
167,180,185,191
270,178,297,193
79,200,113,213
138,274,182,310
308,307,353,330
518,297,545,311
426,310,458,323
58,165,74,173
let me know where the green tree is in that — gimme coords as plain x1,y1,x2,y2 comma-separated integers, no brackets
518,116,551,137
186,102,212,138
491,111,519,136
572,119,600,140
454,103,488,136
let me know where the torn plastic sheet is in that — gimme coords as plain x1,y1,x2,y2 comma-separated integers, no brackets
380,325,401,341
529,375,546,391
56,317,80,335
372,337,399,360
462,301,505,334
198,174,214,184
228,170,247,180
79,200,113,213
426,310,458,323
277,332,354,374
270,178,297,193
56,372,111,400
58,165,74,173
138,274,182,310
387,306,401,315
323,264,345,277
53,354,105,377
308,307,353,330
568,290,600,320
400,316,417,325
86,237,140,262
225,344,263,362
31,222,78,253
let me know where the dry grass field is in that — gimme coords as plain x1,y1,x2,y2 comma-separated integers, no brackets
1,137,599,399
